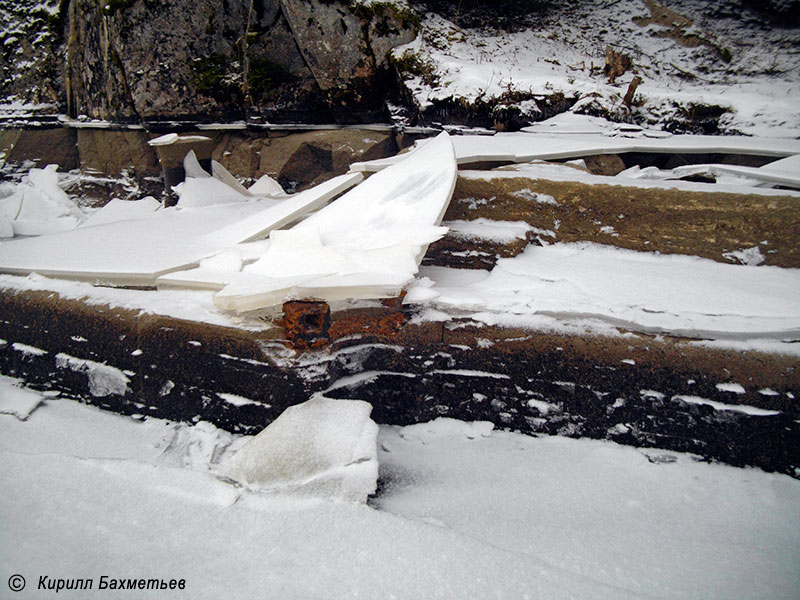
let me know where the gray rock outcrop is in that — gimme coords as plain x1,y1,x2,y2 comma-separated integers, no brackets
1,0,419,123
280,0,416,120
0,0,64,111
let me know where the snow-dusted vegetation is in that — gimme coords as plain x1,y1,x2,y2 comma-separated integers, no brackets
395,0,800,136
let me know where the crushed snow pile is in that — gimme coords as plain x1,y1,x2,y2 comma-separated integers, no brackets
221,395,379,503
0,164,85,237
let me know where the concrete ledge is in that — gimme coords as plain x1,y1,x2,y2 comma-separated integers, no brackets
1,287,798,476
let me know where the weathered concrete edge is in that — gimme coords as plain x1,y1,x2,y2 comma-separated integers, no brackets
1,288,798,477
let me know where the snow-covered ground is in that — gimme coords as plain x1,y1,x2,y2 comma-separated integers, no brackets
1,376,799,599
397,1,800,137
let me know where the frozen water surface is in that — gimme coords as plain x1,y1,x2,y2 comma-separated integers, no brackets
1,379,798,599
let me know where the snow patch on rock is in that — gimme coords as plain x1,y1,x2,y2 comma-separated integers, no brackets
400,417,494,441
55,353,130,398
723,246,766,266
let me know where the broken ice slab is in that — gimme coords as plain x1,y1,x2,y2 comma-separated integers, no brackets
0,202,273,286
155,267,244,292
423,242,800,339
206,172,363,246
220,395,379,503
0,164,86,238
80,197,161,228
148,134,215,200
0,170,360,287
212,271,412,313
211,273,331,312
350,116,800,172
667,154,800,190
211,132,457,312
211,160,257,196
0,379,44,421
453,131,800,166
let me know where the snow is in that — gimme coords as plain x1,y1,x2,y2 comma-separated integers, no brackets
220,395,379,503
181,149,210,179
211,131,457,312
375,419,800,599
355,127,800,172
673,395,780,417
247,173,285,196
511,187,558,205
55,353,131,398
0,164,85,237
216,392,261,408
666,162,800,190
0,272,263,331
352,114,800,195
11,342,47,356
0,201,270,285
146,133,179,146
2,6,799,593
430,368,509,380
175,176,251,208
395,3,800,138
205,172,362,246
416,242,800,339
0,376,44,420
722,246,766,266
398,417,494,440
2,380,798,599
467,160,800,198
444,218,533,244
715,382,747,395
467,130,800,163
0,159,359,287
0,120,796,347
80,196,161,228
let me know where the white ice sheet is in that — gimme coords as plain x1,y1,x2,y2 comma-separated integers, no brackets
212,132,458,312
419,242,800,339
207,173,363,245
351,117,800,173
0,203,271,286
2,384,798,599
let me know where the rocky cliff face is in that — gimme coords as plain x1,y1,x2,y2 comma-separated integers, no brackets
2,0,417,123
65,0,418,122
2,0,798,130
0,0,64,111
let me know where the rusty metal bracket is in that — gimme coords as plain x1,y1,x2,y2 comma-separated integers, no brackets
281,300,331,350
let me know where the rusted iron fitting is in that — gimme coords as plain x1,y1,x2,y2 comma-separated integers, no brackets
281,300,331,350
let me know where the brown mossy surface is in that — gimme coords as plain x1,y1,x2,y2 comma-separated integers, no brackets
437,174,800,268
